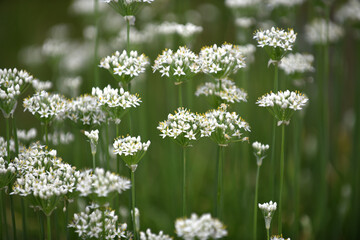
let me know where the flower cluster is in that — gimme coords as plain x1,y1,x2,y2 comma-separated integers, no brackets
140,229,172,240
67,94,106,128
195,78,247,107
200,43,246,79
258,201,277,230
175,213,227,240
46,130,74,146
0,137,15,158
23,90,68,124
92,85,141,123
32,79,52,92
17,128,37,142
99,50,149,85
0,156,16,190
271,235,290,240
225,0,261,8
76,168,131,205
267,0,305,8
102,0,154,19
85,129,99,155
237,44,256,64
305,19,344,45
153,46,201,84
156,22,203,39
12,144,80,215
0,68,34,117
335,0,360,23
253,27,297,61
113,136,150,171
279,53,315,75
157,108,204,147
200,105,251,146
256,90,309,126
69,203,129,240
252,141,269,166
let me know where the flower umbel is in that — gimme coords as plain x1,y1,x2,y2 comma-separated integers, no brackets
140,228,172,240
252,141,269,166
85,129,99,155
258,201,277,230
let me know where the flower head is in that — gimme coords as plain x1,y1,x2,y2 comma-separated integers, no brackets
67,94,106,128
175,213,227,240
99,50,149,85
200,43,246,79
271,235,290,240
305,19,344,45
85,129,99,155
195,78,247,108
258,201,277,230
200,104,250,146
252,141,269,166
92,85,141,123
140,228,172,240
157,108,205,147
253,27,297,61
279,53,315,76
0,68,34,117
335,0,360,23
225,0,261,8
256,90,309,126
69,203,129,240
17,128,37,143
267,0,305,8
23,90,68,124
102,0,154,19
0,156,16,190
76,168,131,205
153,46,201,85
156,22,203,40
113,135,150,171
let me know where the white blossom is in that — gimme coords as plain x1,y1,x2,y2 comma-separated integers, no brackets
258,201,277,230
252,141,269,166
140,228,172,240
305,19,344,45
279,53,315,75
335,0,360,23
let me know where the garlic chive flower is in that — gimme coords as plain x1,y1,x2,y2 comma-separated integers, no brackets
76,168,131,205
92,85,141,123
0,68,34,118
113,135,150,171
0,156,16,190
253,27,296,61
305,19,344,45
140,228,172,240
67,94,106,128
195,78,247,108
17,128,37,143
12,144,80,216
32,79,52,92
85,129,99,155
69,203,129,240
101,0,154,21
267,0,305,8
225,0,261,8
200,104,250,146
0,137,15,158
335,0,360,23
23,90,68,124
156,22,203,40
256,90,309,126
100,50,149,85
175,213,227,240
157,108,204,147
199,43,246,79
153,46,201,85
258,201,277,230
271,235,290,240
252,141,269,166
279,53,315,76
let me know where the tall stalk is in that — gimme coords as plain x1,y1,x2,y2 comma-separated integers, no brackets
178,84,183,107
253,165,260,240
94,0,100,87
1,192,9,240
105,121,110,170
293,114,301,237
278,124,285,234
215,145,224,219
39,213,44,240
131,170,138,240
182,147,187,217
47,215,51,240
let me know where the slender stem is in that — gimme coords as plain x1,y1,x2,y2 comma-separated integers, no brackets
267,228,270,240
278,124,285,234
92,153,96,172
126,19,130,55
5,117,10,163
293,115,301,237
1,191,9,240
131,170,137,240
253,165,260,240
274,64,279,92
116,124,120,216
178,84,183,107
9,195,17,240
45,123,49,147
65,201,69,240
94,0,100,87
39,212,44,240
216,145,224,219
47,214,51,240
182,147,187,217
127,83,132,135
105,121,109,170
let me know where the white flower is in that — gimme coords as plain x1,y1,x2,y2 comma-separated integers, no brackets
85,129,99,155
17,128,37,142
155,22,203,39
256,90,309,125
32,79,52,91
266,0,305,8
271,235,290,240
140,228,172,240
305,19,344,45
200,43,246,79
0,156,16,190
153,46,201,84
100,50,149,85
335,0,360,23
258,201,277,230
252,141,269,166
175,213,227,240
195,78,247,106
279,53,315,75
225,0,261,8
45,131,74,146
0,68,34,117
235,17,255,28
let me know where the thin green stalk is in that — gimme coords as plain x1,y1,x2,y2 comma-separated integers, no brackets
178,84,183,107
39,212,44,240
182,147,187,217
267,229,270,240
105,121,110,170
278,124,285,234
65,201,69,240
47,214,51,240
5,117,10,163
253,165,260,240
9,195,17,240
92,153,96,171
216,145,224,219
127,83,132,135
1,191,9,240
126,19,130,54
131,170,137,240
94,0,100,87
44,123,49,147
293,114,301,237
116,124,120,216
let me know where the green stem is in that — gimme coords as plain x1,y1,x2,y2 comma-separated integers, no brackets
274,64,279,92
116,124,120,216
253,165,260,240
127,83,132,135
267,228,270,240
92,153,96,172
65,201,69,240
9,195,17,240
1,191,9,240
178,84,183,107
5,117,10,163
131,170,137,240
278,124,285,234
47,214,51,240
126,19,130,55
45,123,49,147
105,121,110,170
39,213,44,240
216,145,224,219
293,115,301,237
94,0,100,87
182,147,187,217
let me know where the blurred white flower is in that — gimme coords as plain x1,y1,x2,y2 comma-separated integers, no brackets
258,201,277,230
335,0,360,23
305,19,344,45
279,53,315,75
140,228,172,240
